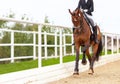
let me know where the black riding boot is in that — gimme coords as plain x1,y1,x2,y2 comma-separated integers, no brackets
93,26,99,44
72,28,75,45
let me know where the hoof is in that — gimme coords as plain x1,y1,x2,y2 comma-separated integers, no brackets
73,72,79,75
88,72,93,75
73,71,79,75
88,68,94,75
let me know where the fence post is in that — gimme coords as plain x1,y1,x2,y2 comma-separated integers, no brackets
44,31,47,59
55,32,57,58
111,35,114,55
63,34,66,56
59,28,63,64
72,34,74,55
117,35,119,54
38,25,42,68
105,34,107,55
11,31,14,63
33,32,36,60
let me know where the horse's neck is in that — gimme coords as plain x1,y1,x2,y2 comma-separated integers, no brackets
82,17,91,32
79,17,92,37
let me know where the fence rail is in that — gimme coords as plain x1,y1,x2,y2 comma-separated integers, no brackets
0,17,120,68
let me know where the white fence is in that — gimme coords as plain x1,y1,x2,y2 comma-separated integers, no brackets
0,29,74,61
0,17,74,67
0,17,120,67
0,17,120,84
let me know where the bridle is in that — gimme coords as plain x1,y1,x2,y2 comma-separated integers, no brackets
73,15,84,33
73,20,84,29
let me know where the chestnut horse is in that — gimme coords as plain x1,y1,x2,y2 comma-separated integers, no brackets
69,9,103,75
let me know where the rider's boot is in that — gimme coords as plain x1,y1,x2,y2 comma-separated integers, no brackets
93,26,99,44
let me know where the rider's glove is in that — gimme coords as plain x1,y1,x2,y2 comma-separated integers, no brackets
83,9,88,12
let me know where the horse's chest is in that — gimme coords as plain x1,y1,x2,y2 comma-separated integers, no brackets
74,34,89,45
74,34,88,40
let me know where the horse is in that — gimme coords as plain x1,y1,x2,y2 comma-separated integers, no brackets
69,8,103,75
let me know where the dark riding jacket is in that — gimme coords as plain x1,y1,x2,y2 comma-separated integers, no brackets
77,0,94,15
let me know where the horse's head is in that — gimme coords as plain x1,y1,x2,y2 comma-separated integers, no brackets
69,9,83,28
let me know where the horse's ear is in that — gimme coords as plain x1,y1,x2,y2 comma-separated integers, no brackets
76,9,79,14
68,9,73,15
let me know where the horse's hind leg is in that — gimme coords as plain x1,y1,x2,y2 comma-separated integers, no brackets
85,49,94,74
89,44,98,75
85,49,91,66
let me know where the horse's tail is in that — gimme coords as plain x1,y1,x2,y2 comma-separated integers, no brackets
96,39,103,61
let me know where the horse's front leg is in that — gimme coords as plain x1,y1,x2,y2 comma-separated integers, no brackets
73,46,80,75
81,51,87,65
81,42,90,65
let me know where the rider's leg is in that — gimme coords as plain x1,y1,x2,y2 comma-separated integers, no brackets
86,15,99,43
92,26,99,43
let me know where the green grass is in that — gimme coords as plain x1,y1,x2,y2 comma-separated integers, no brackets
0,60,38,74
0,55,82,74
0,51,113,74
42,55,83,66
42,58,59,66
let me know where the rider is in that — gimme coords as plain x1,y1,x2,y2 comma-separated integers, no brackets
76,0,99,43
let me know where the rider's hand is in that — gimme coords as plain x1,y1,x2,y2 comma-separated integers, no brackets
80,9,84,12
83,9,88,12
